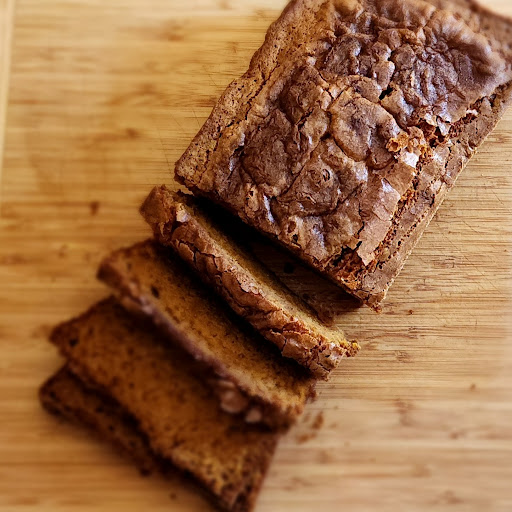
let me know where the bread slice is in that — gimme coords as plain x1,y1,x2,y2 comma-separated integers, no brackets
40,366,159,475
174,0,512,308
97,241,315,428
48,299,280,512
140,185,359,379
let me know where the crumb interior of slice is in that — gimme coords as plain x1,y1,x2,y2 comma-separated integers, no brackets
180,195,351,347
56,299,276,500
108,243,314,407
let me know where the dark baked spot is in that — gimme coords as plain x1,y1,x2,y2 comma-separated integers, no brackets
69,338,79,347
151,286,160,299
283,262,295,274
379,87,393,101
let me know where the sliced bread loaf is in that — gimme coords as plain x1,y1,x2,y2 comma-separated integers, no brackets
48,298,280,512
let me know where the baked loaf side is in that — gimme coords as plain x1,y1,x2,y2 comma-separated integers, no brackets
175,0,512,307
40,366,159,475
49,299,280,512
141,185,359,379
97,241,316,429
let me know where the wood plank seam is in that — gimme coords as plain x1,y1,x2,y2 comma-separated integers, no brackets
0,0,16,206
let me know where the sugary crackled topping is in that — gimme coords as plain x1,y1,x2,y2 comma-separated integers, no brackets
210,377,264,424
198,0,511,267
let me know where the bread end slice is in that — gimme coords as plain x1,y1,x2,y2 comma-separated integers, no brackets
47,299,281,512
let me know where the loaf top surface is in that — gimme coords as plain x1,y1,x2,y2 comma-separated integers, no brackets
175,0,512,303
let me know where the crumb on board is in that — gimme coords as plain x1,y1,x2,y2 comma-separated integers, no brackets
296,432,315,444
312,412,324,430
90,201,100,216
296,412,325,444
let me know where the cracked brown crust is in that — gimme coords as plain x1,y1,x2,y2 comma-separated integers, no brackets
175,0,512,307
48,300,280,512
141,185,359,379
97,241,316,429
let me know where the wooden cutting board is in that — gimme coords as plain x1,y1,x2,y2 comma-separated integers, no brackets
1,1,511,511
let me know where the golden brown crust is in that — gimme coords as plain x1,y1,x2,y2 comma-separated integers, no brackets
47,300,280,512
175,0,512,308
141,185,359,379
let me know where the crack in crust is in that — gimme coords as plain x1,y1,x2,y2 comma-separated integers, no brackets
176,0,512,307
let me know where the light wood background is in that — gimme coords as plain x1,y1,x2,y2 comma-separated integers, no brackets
1,1,511,511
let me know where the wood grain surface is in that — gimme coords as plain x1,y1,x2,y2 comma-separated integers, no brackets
1,1,511,511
